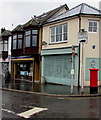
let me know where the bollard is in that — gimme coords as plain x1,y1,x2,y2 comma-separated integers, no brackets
89,68,99,94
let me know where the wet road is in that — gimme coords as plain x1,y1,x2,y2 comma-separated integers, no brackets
1,89,101,119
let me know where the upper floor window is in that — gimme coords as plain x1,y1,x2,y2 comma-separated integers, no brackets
3,40,8,51
25,29,38,47
12,34,23,50
88,21,98,32
13,35,17,49
50,23,68,43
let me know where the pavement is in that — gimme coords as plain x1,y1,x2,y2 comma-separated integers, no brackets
1,81,101,97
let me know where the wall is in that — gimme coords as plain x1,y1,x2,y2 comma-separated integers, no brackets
81,16,100,85
42,17,79,50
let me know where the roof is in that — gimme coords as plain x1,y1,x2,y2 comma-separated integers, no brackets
47,3,101,24
12,25,23,32
18,4,68,29
36,4,68,24
23,18,39,28
1,30,12,37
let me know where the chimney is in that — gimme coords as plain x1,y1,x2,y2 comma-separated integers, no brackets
1,27,5,34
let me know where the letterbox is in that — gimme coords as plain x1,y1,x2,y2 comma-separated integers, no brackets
89,68,99,94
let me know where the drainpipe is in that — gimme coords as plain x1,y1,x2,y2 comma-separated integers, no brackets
78,15,81,92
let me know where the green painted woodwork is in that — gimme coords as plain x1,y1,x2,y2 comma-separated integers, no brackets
86,58,100,81
42,54,78,86
41,46,79,56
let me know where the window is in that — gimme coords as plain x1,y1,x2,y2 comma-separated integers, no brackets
88,21,98,32
3,40,8,51
13,35,17,49
0,41,3,51
12,34,23,49
25,29,38,47
18,34,23,49
25,30,31,47
50,24,67,43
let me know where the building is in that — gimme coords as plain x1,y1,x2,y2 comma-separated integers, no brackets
41,3,101,86
0,28,12,84
11,4,69,84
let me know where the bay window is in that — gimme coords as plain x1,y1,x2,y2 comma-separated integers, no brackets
12,34,23,49
25,29,38,47
51,23,68,43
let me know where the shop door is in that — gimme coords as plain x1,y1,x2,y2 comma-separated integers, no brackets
43,55,78,86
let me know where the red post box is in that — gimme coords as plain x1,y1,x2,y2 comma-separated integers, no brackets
89,68,99,94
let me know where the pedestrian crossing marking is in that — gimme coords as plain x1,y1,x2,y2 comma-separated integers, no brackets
1,108,15,115
17,107,48,118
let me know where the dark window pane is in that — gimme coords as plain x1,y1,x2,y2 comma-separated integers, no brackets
13,35,17,39
32,30,38,34
63,24,67,33
51,27,55,36
3,43,8,51
26,36,30,47
32,36,37,46
25,31,31,36
94,22,97,26
18,34,23,38
18,39,22,49
13,39,17,49
89,22,93,26
63,33,67,41
51,36,55,42
89,27,92,32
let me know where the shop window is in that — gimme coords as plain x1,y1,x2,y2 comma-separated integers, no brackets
17,63,30,76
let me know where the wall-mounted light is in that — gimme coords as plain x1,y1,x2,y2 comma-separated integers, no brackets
92,45,96,49
42,41,47,46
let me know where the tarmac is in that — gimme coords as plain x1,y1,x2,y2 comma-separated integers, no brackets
1,81,101,97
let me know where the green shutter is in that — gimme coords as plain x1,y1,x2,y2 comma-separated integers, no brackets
43,55,78,86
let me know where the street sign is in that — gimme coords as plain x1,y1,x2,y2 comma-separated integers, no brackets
78,31,88,43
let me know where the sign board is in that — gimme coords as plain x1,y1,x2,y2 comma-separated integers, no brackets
20,71,28,75
78,31,88,43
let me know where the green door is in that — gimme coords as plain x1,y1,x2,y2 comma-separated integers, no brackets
43,54,78,86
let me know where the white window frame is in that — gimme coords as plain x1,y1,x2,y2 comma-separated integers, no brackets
50,23,68,43
88,20,98,33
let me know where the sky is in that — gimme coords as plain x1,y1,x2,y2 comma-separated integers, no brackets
0,0,101,30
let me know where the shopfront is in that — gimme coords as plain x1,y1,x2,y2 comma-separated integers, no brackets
11,56,35,82
41,47,79,86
